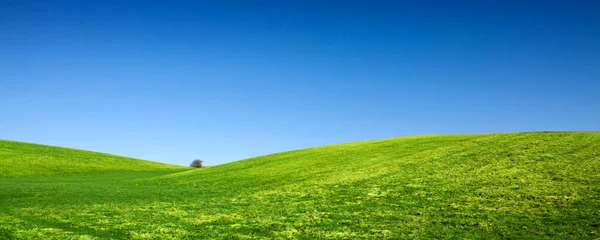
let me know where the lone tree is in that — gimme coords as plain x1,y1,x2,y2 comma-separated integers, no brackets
190,159,203,168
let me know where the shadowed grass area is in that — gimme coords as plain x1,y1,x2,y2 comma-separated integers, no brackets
1,132,599,239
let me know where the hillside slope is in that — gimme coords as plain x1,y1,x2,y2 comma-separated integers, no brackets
1,132,599,239
0,140,185,176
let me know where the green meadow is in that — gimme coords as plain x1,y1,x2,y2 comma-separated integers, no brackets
1,132,599,239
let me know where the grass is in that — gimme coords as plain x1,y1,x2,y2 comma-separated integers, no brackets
1,132,599,239
0,140,185,176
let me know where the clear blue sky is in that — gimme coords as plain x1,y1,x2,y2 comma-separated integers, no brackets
1,1,599,166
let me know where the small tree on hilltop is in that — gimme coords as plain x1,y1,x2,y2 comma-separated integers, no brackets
190,159,203,168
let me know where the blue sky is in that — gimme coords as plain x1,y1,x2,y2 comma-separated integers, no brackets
1,1,599,166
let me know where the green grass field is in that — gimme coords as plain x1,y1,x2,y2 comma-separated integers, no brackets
1,132,599,239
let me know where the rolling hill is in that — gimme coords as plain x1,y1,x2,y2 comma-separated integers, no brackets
0,140,185,176
1,132,599,239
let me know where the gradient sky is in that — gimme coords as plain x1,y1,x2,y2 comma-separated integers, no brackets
1,1,599,166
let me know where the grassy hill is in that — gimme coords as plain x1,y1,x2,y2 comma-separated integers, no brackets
0,140,185,176
1,132,599,239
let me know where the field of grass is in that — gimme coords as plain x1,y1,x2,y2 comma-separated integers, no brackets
1,132,599,239
0,140,185,177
